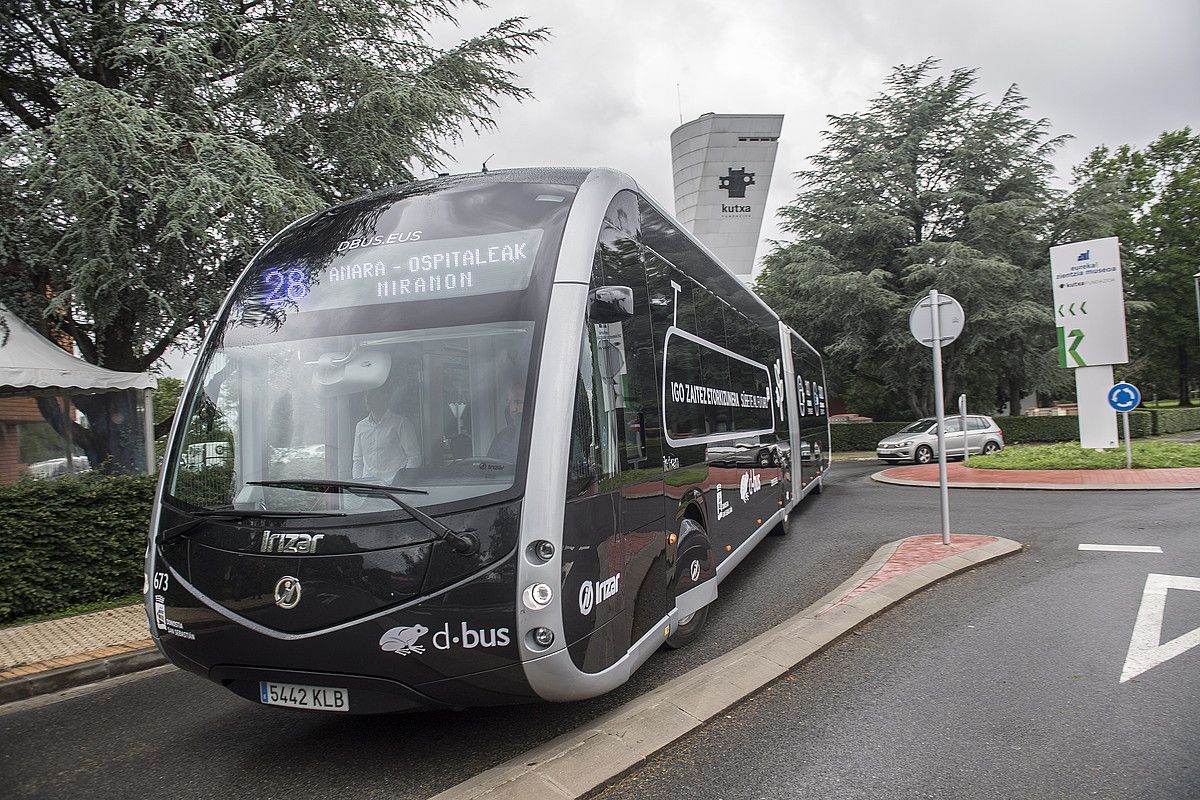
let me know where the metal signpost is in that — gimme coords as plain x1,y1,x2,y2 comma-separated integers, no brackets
1107,382,1141,469
909,290,965,546
959,393,969,463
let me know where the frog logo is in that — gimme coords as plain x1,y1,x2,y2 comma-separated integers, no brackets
379,624,429,656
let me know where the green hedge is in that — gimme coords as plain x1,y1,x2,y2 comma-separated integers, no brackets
829,411,1163,451
828,422,914,452
1154,407,1200,435
0,474,155,623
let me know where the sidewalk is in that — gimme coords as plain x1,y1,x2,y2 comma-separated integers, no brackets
873,462,1200,490
0,604,162,704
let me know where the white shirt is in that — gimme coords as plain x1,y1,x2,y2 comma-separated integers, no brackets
352,410,420,479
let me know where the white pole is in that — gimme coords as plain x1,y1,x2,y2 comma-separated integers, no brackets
929,289,951,545
959,393,969,462
62,395,74,475
1122,411,1132,470
144,388,156,475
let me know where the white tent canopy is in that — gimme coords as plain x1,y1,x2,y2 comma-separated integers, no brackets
0,303,156,476
0,303,155,397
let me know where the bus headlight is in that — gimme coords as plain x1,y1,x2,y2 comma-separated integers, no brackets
530,540,555,563
523,582,553,610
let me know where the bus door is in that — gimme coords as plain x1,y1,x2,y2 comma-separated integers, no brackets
780,325,803,505
791,334,827,492
563,191,666,672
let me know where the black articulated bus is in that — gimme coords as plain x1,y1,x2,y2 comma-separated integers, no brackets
147,168,831,713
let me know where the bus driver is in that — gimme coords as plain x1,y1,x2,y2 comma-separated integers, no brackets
353,387,421,481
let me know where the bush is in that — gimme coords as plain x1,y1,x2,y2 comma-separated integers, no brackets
1153,407,1200,435
829,422,912,452
830,411,1157,450
0,474,154,623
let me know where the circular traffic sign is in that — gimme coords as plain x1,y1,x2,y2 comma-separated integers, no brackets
909,293,965,347
1107,382,1141,412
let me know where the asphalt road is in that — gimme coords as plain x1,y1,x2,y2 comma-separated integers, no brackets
4,463,1197,799
597,477,1200,799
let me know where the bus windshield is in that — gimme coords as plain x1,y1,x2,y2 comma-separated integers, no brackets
164,179,574,514
167,320,534,513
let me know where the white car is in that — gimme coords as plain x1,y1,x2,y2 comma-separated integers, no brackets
876,416,1005,464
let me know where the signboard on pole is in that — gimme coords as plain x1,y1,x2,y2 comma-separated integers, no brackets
910,289,963,546
1049,237,1127,450
1049,237,1128,367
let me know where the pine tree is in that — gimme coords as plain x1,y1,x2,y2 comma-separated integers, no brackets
757,59,1066,418
0,0,546,469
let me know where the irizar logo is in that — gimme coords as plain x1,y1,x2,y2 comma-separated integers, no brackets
261,531,325,554
579,573,621,615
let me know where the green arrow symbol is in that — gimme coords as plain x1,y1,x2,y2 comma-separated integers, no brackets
1057,326,1087,367
1069,302,1076,316
1067,328,1085,366
1080,301,1087,314
1058,304,1065,317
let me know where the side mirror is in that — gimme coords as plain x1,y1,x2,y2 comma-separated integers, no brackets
588,285,635,323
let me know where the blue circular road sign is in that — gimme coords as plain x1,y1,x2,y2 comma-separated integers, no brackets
1107,382,1141,412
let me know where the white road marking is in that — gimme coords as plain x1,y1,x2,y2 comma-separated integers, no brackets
1079,544,1163,553
1120,573,1200,683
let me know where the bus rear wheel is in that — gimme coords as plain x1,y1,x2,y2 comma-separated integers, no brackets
665,605,708,650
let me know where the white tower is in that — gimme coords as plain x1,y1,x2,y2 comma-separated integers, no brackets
670,113,784,282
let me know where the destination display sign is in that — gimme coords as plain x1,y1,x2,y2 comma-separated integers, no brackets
255,228,543,313
662,328,775,447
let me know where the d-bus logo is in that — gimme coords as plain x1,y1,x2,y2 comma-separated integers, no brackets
739,471,762,503
273,576,302,609
378,622,512,655
719,167,755,198
380,624,428,656
579,573,621,615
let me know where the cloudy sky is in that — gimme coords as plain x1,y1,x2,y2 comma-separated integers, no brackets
434,0,1199,258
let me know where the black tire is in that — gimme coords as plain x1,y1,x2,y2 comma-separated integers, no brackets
770,511,790,536
914,445,934,464
982,441,1000,455
811,476,823,494
665,521,710,650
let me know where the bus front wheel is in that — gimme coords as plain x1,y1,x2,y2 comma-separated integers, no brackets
665,522,711,650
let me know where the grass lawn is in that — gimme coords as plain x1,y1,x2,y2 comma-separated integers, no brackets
969,441,1200,470
832,450,877,461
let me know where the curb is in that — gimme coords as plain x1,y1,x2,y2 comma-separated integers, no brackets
427,535,1022,800
870,470,1200,490
0,646,167,707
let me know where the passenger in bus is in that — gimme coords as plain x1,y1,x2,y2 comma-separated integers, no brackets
352,387,420,481
487,381,525,462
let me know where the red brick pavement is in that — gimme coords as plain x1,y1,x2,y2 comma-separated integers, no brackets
824,534,998,612
881,462,1200,486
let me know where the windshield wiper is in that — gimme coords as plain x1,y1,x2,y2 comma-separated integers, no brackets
193,509,348,518
245,479,476,554
246,478,428,495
